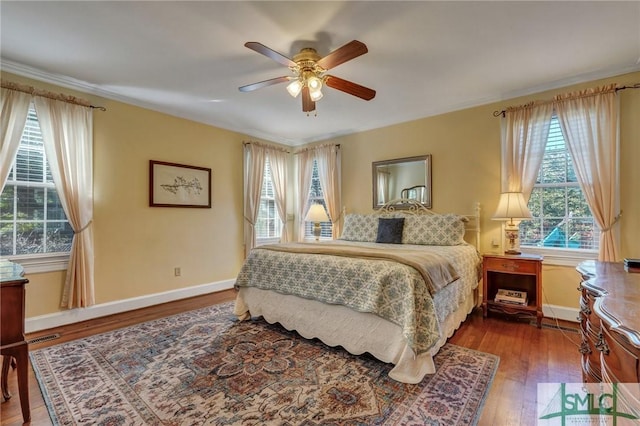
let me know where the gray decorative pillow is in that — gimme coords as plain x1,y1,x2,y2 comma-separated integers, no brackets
376,218,405,244
339,214,379,242
402,214,466,245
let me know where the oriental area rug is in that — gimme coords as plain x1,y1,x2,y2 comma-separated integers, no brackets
30,302,499,425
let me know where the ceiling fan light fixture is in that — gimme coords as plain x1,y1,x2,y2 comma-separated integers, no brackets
309,88,323,102
286,79,303,98
306,75,323,91
241,40,375,113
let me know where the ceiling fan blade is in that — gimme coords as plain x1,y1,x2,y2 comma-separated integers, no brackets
244,42,296,67
317,40,368,70
239,76,291,92
302,87,316,112
325,75,376,101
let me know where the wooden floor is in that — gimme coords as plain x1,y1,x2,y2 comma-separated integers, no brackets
0,291,582,426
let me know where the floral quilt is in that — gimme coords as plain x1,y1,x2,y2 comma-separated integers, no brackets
234,241,480,354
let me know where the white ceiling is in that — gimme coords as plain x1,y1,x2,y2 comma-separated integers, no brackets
2,1,639,146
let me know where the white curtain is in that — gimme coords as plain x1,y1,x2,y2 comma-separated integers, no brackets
243,143,266,257
1,89,32,192
554,85,620,261
377,170,389,204
265,147,289,243
296,149,314,241
500,103,554,197
34,97,95,308
315,144,342,239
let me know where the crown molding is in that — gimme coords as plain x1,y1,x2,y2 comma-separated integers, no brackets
1,59,171,116
497,63,640,102
3,59,639,148
3,60,112,98
1,59,296,145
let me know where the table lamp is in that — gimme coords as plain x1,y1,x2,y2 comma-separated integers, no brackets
492,192,532,254
305,204,329,241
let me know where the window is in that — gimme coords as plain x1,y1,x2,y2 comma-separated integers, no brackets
255,158,283,242
0,105,72,257
520,115,599,252
304,160,332,239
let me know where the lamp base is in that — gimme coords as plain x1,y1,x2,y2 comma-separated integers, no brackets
313,223,321,241
504,225,521,256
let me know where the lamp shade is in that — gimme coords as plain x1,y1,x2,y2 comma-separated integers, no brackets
286,80,303,98
309,88,323,101
492,192,532,222
306,75,323,91
305,204,329,223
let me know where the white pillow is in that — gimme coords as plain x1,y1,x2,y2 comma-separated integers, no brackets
402,214,466,245
339,214,379,242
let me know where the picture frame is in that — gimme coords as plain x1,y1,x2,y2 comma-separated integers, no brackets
149,160,211,208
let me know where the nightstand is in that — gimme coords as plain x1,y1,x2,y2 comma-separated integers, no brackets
482,253,543,328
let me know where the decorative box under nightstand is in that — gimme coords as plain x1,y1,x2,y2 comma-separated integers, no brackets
482,253,543,328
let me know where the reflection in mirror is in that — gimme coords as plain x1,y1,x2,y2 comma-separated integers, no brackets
401,185,427,203
372,155,432,209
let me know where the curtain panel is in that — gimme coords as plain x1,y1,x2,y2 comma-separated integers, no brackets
315,144,342,239
243,143,266,258
377,170,389,205
500,84,621,261
34,97,95,308
0,88,31,192
265,147,289,243
554,85,620,261
500,103,554,197
296,150,314,241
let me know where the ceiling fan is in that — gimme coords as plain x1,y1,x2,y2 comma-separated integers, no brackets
239,40,376,114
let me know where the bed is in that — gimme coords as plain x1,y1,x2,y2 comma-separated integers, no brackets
234,200,481,384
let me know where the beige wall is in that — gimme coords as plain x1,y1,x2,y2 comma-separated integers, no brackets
3,72,254,318
92,100,245,299
332,71,640,310
4,70,638,320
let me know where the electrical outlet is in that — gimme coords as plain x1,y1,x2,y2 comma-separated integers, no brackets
491,238,500,248
174,267,181,277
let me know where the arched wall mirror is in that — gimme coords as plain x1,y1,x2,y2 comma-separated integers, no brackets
372,155,432,209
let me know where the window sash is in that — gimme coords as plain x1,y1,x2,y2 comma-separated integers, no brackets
256,158,282,240
0,104,72,258
304,160,332,239
520,114,598,252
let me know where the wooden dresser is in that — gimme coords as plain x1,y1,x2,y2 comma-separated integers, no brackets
0,260,30,423
577,261,640,384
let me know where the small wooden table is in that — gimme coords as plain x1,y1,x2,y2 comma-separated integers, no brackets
1,260,30,423
482,253,543,328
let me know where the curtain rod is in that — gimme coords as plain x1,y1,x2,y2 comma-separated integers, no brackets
243,140,290,154
492,83,639,117
1,80,107,111
294,143,341,154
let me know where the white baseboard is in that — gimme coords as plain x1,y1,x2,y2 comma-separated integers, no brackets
25,279,235,333
542,303,579,323
25,283,578,334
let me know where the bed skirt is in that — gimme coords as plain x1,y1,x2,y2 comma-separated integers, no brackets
234,287,476,384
